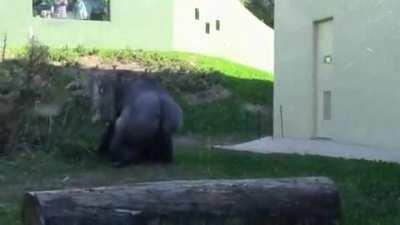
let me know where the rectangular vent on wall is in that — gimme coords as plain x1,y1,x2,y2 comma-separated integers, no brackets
323,91,332,120
216,20,221,31
206,23,210,34
195,8,200,20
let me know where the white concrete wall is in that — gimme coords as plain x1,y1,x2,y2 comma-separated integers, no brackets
274,0,400,150
172,0,274,72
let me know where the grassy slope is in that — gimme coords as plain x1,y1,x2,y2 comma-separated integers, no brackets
139,51,274,137
48,48,274,138
156,52,273,81
7,48,274,139
156,51,274,104
1,148,400,225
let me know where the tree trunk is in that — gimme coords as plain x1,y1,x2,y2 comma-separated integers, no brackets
22,177,341,225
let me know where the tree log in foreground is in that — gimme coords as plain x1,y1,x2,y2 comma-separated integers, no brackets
23,177,341,225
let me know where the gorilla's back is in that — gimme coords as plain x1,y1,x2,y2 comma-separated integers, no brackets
118,77,181,138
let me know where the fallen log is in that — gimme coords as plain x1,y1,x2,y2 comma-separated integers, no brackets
23,177,341,225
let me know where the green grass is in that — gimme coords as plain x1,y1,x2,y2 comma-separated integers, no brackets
152,51,273,81
1,148,400,225
179,97,272,137
153,51,274,104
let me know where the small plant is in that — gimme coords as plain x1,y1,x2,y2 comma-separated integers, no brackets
22,39,50,88
49,46,80,66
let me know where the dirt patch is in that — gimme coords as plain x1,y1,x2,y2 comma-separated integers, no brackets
174,135,204,147
79,56,145,72
185,85,231,106
174,134,254,148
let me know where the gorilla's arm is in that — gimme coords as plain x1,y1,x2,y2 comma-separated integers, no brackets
159,92,182,134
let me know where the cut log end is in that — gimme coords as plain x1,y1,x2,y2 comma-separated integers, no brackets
23,193,44,225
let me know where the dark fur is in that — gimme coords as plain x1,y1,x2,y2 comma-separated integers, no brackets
98,75,182,167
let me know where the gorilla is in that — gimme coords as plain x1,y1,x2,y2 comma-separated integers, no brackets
97,73,182,167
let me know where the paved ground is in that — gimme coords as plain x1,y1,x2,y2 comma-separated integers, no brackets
214,137,400,164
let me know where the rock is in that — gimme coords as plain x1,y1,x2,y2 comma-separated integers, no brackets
243,103,272,116
62,176,70,183
34,102,64,117
91,113,101,123
32,75,43,89
0,91,19,117
65,79,85,91
65,78,88,97
0,100,14,117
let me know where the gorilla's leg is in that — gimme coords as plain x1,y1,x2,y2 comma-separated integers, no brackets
109,128,145,167
111,144,142,168
150,130,173,163
98,121,115,158
159,133,173,163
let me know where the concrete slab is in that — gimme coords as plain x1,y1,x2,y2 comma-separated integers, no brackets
214,137,400,164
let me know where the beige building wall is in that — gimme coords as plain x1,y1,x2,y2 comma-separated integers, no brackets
172,0,274,72
274,0,400,150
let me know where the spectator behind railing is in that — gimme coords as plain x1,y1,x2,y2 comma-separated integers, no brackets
74,0,89,20
33,0,109,21
54,0,68,18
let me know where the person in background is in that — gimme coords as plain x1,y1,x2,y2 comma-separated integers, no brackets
40,10,52,18
54,0,68,18
75,0,89,20
35,0,51,18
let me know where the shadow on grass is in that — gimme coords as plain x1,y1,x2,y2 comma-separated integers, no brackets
0,58,274,154
1,146,400,225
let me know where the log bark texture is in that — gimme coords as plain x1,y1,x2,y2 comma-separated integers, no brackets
23,177,341,225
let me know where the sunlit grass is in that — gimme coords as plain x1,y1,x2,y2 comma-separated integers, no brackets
153,51,274,81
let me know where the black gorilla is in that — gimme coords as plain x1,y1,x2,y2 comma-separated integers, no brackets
98,74,182,167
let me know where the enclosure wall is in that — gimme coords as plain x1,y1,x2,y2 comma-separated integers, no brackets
274,0,400,150
172,0,274,72
0,0,174,50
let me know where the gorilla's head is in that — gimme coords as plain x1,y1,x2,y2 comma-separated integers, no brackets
89,73,118,123
89,70,146,123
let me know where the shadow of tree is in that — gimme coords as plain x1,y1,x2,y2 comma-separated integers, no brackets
0,59,273,158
